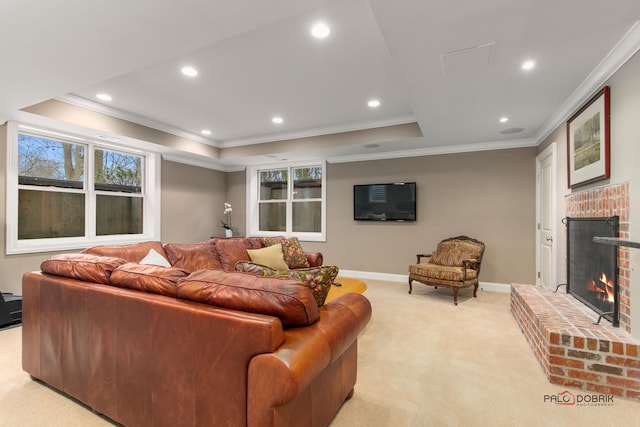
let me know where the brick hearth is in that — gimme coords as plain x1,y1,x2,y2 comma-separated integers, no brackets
511,283,640,400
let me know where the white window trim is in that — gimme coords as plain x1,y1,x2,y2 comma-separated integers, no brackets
246,161,326,242
5,121,161,255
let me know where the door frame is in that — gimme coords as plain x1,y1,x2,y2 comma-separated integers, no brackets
536,143,557,286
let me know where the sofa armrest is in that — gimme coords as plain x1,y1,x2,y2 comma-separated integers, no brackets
304,251,323,267
247,293,371,424
462,258,479,268
461,258,480,279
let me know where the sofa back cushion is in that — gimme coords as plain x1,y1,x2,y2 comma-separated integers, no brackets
430,239,483,267
176,270,319,326
41,253,126,284
163,241,222,272
110,263,190,297
212,238,258,271
81,241,168,264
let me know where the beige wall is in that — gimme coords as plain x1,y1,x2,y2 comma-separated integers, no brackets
225,171,247,236
231,147,537,284
538,50,640,335
161,160,228,243
1,124,55,295
23,100,219,159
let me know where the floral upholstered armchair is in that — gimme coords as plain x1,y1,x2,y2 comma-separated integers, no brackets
408,235,485,305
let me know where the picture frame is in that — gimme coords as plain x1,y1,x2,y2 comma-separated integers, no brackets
566,86,610,188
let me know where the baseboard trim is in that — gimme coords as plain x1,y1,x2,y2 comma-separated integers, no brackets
338,270,511,293
478,282,511,293
338,270,407,283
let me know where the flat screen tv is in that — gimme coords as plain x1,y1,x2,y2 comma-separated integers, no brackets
353,182,416,222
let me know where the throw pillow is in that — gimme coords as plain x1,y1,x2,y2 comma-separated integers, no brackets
247,244,290,271
139,248,172,268
263,237,310,269
235,261,338,307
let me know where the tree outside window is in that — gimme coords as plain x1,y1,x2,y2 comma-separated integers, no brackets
17,132,144,240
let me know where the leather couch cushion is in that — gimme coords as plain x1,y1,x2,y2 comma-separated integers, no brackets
163,241,222,272
41,253,126,284
111,263,190,297
176,270,320,326
212,238,256,271
81,241,168,263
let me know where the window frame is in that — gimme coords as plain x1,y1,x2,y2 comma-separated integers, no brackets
6,121,161,254
247,161,326,242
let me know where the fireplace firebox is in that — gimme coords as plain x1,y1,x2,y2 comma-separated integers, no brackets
564,216,619,327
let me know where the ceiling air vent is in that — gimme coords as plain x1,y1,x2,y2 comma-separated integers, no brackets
440,42,495,76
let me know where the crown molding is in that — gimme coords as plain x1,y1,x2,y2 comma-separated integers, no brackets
534,20,640,145
219,114,419,148
57,94,221,147
327,137,537,164
161,153,245,172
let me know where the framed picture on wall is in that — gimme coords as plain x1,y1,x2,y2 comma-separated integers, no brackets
566,86,610,188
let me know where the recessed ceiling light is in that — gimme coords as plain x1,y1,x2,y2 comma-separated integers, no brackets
201,129,212,136
368,99,381,108
499,116,509,123
521,60,536,71
311,22,330,39
181,66,198,77
96,93,112,101
272,116,284,124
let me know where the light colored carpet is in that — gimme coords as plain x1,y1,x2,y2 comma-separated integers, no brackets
1,280,638,427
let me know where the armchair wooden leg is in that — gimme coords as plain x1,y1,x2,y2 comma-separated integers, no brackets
408,279,413,294
473,283,478,297
452,288,459,305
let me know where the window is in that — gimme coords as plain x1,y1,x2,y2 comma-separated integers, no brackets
6,122,160,254
369,184,387,203
248,162,326,241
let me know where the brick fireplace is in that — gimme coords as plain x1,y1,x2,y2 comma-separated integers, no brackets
511,182,640,400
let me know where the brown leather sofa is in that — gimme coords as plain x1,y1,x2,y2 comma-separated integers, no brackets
22,238,371,427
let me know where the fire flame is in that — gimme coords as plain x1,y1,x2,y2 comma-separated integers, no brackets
586,272,615,303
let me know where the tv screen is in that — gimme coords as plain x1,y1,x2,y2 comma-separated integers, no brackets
353,182,416,222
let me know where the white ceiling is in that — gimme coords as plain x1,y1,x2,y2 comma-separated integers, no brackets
2,0,640,167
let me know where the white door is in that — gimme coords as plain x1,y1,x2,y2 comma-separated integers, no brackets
536,144,556,286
